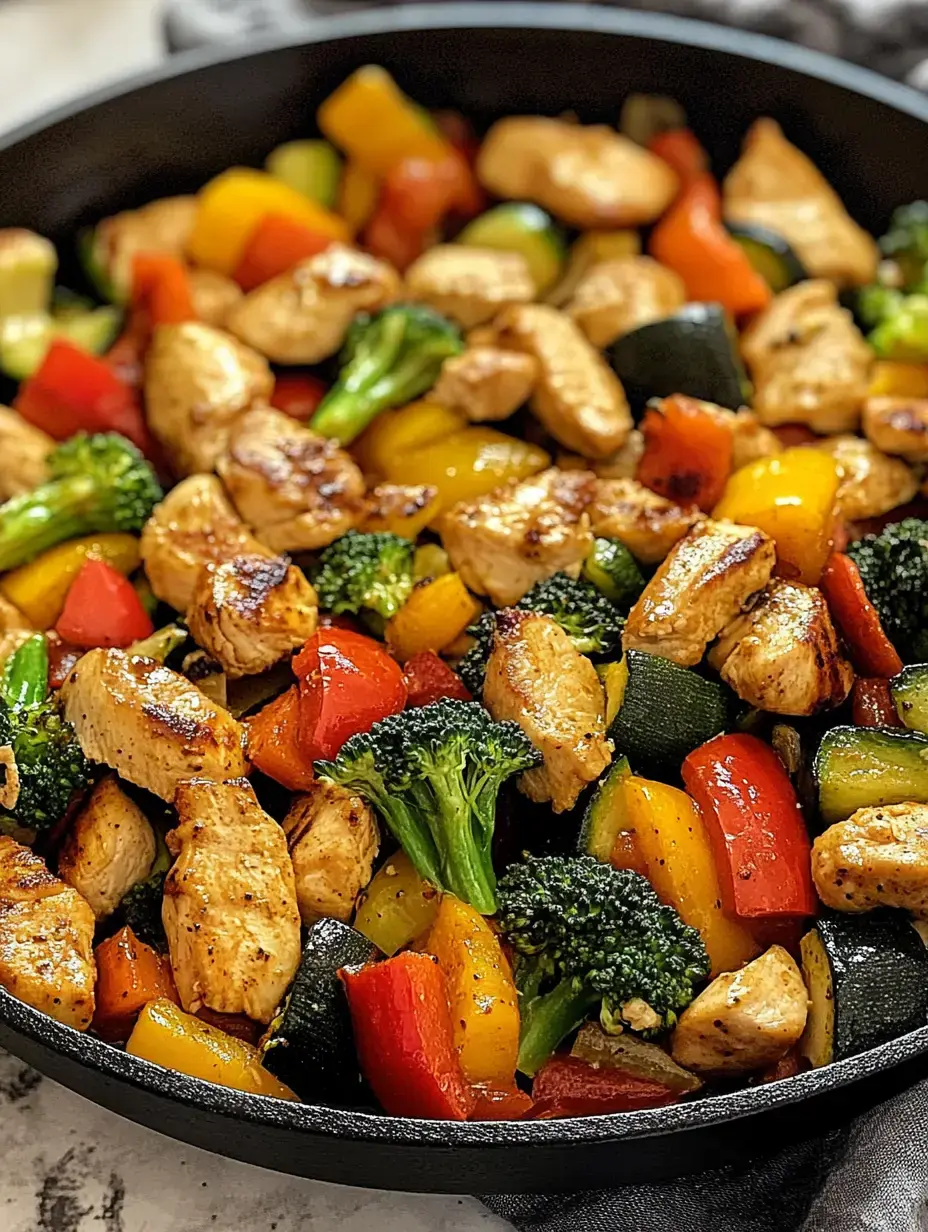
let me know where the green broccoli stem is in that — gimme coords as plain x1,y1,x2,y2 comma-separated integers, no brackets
425,774,498,915
0,473,105,572
517,978,600,1077
376,793,444,891
310,353,441,445
1,635,48,708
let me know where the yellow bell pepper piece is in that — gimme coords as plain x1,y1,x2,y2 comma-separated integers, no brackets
0,533,141,629
622,776,760,976
868,360,928,398
426,894,520,1088
713,447,840,587
187,168,350,276
351,400,466,477
338,161,380,235
318,66,453,176
361,484,442,539
127,999,297,1100
386,572,482,662
354,850,441,956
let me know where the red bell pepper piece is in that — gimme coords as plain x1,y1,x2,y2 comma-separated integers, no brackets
648,128,709,188
56,559,154,649
131,253,196,326
270,373,329,419
340,951,475,1120
233,213,332,291
15,338,149,451
293,627,407,762
682,733,817,920
246,686,316,793
362,207,430,272
470,1086,534,1121
530,1056,679,1119
105,307,150,389
636,394,734,511
772,423,821,449
852,677,902,728
403,651,472,708
820,552,903,678
649,174,772,317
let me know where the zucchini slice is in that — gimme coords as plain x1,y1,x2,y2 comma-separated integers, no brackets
582,537,645,610
260,917,377,1102
608,649,730,781
814,725,928,824
0,304,122,381
609,302,751,412
800,911,928,1066
578,755,632,861
266,139,342,209
890,664,928,734
457,203,566,293
726,223,807,294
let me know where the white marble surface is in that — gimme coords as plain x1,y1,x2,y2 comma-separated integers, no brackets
0,3,508,1228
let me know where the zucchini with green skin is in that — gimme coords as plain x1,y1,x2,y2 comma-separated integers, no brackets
814,725,928,824
0,304,123,381
726,223,807,293
457,203,565,293
890,664,928,734
0,230,57,319
582,538,645,610
266,139,342,209
578,756,632,861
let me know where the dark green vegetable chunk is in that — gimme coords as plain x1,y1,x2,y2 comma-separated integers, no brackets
814,725,928,824
846,518,928,663
311,530,415,621
725,223,806,293
578,755,632,862
113,828,171,949
890,663,928,734
582,538,645,609
497,854,709,1076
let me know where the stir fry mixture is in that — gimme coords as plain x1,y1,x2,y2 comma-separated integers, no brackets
2,70,928,1122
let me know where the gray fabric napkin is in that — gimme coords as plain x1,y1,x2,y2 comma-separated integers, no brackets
160,2,928,1227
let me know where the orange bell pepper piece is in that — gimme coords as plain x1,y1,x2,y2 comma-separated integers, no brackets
93,926,179,1043
820,552,904,677
245,686,315,792
131,253,196,326
637,394,734,511
648,128,709,188
233,213,333,291
385,572,482,662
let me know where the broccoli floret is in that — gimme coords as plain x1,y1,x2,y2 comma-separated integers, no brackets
457,611,497,698
858,287,928,362
0,634,89,838
114,827,171,949
847,517,928,662
316,699,540,914
879,200,928,289
0,432,162,571
309,304,463,444
497,854,709,1075
311,530,415,621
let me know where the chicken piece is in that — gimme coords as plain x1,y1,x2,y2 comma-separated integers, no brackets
671,946,808,1075
483,609,611,813
282,781,380,924
741,281,872,434
164,778,301,1023
94,195,197,298
812,434,917,520
431,347,538,422
566,256,686,348
623,518,776,666
60,649,248,801
590,478,701,565
57,775,156,921
494,303,632,458
404,245,534,330
709,579,853,716
477,117,678,229
440,467,595,607
188,269,244,328
187,555,318,679
862,397,928,464
559,429,647,483
225,244,400,365
811,803,928,915
140,474,274,614
359,483,440,536
145,322,274,475
217,407,366,553
0,406,52,499
723,119,878,287
0,836,95,1030
695,404,783,472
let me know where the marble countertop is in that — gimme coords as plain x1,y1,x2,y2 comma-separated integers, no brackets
0,3,508,1228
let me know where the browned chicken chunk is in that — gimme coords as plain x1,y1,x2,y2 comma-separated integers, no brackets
812,803,928,915
188,269,244,328
187,555,318,679
695,403,783,471
60,649,248,801
862,397,928,463
590,478,701,566
565,256,686,348
431,347,538,422
217,407,366,553
483,609,612,813
0,837,96,1030
94,195,197,298
405,246,534,329
282,781,380,924
0,406,52,499
164,778,301,1023
709,579,853,716
623,519,776,667
812,434,917,520
440,467,595,606
671,946,809,1075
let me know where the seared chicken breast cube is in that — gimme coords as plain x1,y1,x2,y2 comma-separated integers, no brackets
60,649,248,801
57,775,156,921
494,304,632,458
226,245,400,365
140,474,274,614
812,803,928,916
145,322,274,475
477,117,678,229
94,195,197,298
0,836,95,1030
559,429,646,482
741,281,872,434
405,245,534,330
164,778,301,1023
483,609,611,813
723,119,878,287
431,347,538,422
671,946,808,1075
566,256,686,348
693,403,782,471
217,407,366,553
282,781,380,924
440,467,595,606
709,580,853,716
623,519,776,666
863,397,928,463
187,555,318,679
188,269,244,328
590,478,701,565
812,434,917,520
0,406,52,498
359,483,440,536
